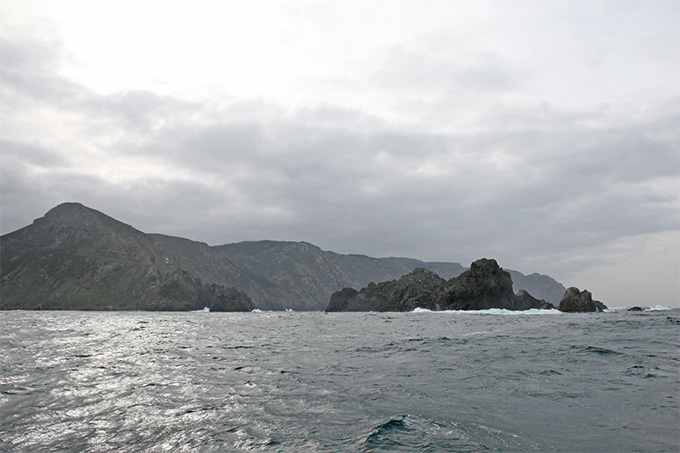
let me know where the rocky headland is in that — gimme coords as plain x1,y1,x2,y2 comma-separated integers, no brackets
1,202,575,312
326,258,604,313
0,203,254,311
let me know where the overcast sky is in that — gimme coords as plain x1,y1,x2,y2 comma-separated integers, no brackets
1,0,678,307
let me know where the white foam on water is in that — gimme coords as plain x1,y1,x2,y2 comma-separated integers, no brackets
411,307,561,315
645,305,676,311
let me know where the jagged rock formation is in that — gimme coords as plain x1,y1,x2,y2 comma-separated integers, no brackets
326,268,445,312
515,290,555,310
434,258,518,310
327,259,557,312
379,257,466,280
557,287,607,312
1,203,571,311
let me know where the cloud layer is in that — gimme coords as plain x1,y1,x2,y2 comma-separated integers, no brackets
1,1,678,306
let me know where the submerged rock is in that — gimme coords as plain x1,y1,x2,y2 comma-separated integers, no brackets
628,306,644,312
558,287,607,313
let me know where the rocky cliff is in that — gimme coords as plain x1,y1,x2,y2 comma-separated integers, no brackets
214,241,414,310
0,203,254,311
1,203,571,311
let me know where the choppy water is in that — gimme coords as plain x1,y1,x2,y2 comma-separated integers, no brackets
1,308,678,452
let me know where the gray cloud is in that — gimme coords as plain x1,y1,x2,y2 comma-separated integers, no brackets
1,6,678,306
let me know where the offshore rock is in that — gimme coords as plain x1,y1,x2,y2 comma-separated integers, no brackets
434,258,517,310
558,287,607,312
325,268,444,312
508,270,566,305
628,306,644,312
592,300,608,312
515,290,555,310
326,259,552,312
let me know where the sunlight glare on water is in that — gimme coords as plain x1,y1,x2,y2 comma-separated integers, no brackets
1,309,678,452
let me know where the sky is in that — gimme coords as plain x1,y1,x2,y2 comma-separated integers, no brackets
1,0,678,307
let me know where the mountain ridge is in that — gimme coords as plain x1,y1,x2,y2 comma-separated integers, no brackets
1,203,566,311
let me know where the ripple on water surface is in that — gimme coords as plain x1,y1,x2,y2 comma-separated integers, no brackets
0,309,678,452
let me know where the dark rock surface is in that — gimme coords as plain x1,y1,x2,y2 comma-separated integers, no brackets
434,258,517,310
326,268,445,312
327,258,560,312
557,287,607,312
508,270,566,306
592,300,608,312
628,306,644,312
383,258,565,305
515,290,555,310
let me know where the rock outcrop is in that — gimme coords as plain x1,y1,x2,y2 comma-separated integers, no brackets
557,287,607,312
515,290,555,310
435,258,517,310
1,202,572,311
326,268,445,312
326,258,558,312
508,270,566,306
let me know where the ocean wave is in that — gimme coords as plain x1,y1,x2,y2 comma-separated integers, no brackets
360,414,489,452
645,305,676,311
360,414,547,452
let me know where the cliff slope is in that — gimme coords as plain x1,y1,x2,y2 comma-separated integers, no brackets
0,203,253,311
1,203,570,311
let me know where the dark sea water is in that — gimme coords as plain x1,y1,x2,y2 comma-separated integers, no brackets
1,308,678,452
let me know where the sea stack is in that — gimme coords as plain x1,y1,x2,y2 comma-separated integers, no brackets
558,287,607,312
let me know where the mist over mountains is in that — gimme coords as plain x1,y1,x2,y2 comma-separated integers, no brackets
0,203,565,311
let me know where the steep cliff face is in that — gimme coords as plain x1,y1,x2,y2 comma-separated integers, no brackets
215,241,416,310
0,203,253,311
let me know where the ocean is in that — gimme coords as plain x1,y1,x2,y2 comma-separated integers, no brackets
1,308,678,452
